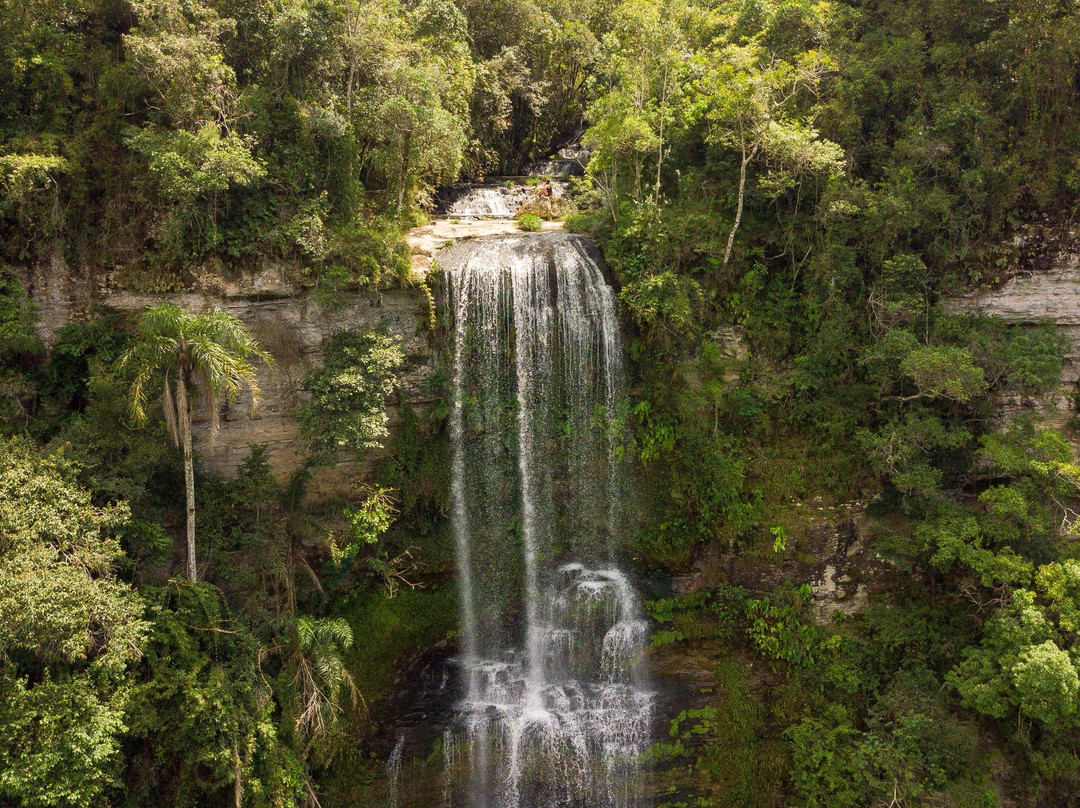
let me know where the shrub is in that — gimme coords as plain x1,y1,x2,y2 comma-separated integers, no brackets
298,330,403,459
516,212,543,231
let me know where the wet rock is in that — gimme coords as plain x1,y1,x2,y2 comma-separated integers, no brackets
516,195,577,219
674,504,892,625
529,145,589,177
405,217,564,279
806,518,876,624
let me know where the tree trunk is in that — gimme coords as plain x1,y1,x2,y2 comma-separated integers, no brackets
723,142,757,267
397,134,411,215
656,62,668,198
607,164,619,223
233,744,243,808
344,5,357,118
177,376,197,582
183,430,196,582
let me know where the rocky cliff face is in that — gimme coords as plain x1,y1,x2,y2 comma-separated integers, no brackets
19,254,436,495
946,243,1080,429
16,198,576,497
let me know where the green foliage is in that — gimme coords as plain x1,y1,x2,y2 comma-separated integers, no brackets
786,704,881,808
0,438,146,807
287,616,359,742
125,125,265,260
0,153,68,221
298,330,403,459
7,0,1080,803
46,312,132,413
950,583,1080,731
1012,641,1079,725
898,344,987,403
0,0,482,277
121,305,271,432
376,397,451,537
50,361,178,528
124,581,304,807
344,488,396,549
745,585,821,669
654,658,785,808
0,675,127,808
516,212,543,231
0,273,44,430
0,439,146,675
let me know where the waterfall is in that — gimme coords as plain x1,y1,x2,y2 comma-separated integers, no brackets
386,735,406,808
440,232,653,808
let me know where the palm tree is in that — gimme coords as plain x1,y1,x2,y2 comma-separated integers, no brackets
290,616,361,742
121,304,272,581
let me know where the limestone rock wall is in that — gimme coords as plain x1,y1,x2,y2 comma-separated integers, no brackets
19,255,437,494
946,258,1080,428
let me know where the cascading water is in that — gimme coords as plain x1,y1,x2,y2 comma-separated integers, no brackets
438,232,653,808
386,735,406,808
447,186,516,218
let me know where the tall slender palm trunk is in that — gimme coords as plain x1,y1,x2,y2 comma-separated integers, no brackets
124,306,269,585
183,430,196,582
176,371,197,581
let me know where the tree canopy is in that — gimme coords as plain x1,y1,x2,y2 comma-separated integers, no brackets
5,0,1080,804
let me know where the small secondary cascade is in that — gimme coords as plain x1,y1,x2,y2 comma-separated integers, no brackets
447,186,515,218
443,179,568,220
437,232,653,808
386,735,406,808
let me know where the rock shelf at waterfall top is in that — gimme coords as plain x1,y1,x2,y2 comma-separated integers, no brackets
406,217,564,280
406,178,572,278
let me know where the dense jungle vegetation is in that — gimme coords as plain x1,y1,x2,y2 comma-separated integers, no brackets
4,0,1080,805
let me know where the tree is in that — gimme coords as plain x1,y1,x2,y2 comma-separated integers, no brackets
699,44,842,266
585,0,689,218
297,329,402,461
289,616,360,743
123,0,265,260
350,0,473,214
0,438,147,808
121,305,271,582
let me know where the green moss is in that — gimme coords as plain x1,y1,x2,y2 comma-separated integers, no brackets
656,653,786,808
339,586,458,703
702,658,788,808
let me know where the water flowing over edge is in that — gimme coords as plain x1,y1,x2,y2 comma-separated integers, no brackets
437,232,654,808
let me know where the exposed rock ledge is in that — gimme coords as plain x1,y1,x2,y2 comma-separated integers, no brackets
20,219,555,492
945,260,1080,428
16,255,433,497
670,502,895,626
405,217,563,277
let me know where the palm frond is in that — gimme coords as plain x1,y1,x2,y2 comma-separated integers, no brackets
140,304,188,339
122,304,272,445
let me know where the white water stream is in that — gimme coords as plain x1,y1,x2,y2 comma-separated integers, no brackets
437,232,653,808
